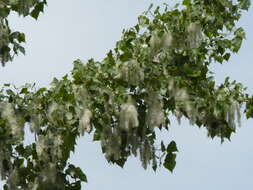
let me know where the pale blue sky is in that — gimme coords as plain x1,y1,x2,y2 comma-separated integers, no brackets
0,1,252,189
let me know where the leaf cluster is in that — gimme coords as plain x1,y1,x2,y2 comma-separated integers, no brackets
0,0,47,66
0,0,252,189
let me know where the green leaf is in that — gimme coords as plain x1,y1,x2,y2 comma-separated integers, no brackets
115,158,127,168
232,37,243,52
161,141,166,152
0,8,10,18
20,88,28,94
66,164,88,182
93,130,101,141
3,184,8,190
183,0,191,6
18,33,26,43
239,0,251,10
216,56,224,63
223,53,231,61
163,152,177,172
166,141,178,153
30,2,46,20
6,89,15,96
138,15,149,26
75,167,88,182
152,162,157,172
234,27,246,39
3,84,10,87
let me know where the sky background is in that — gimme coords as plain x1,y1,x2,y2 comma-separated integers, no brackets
0,0,253,189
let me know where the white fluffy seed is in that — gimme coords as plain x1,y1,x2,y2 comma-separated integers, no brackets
79,108,93,135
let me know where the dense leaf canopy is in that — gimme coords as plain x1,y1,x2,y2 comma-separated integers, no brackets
0,0,252,189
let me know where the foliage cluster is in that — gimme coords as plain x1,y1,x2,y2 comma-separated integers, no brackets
0,0,46,66
0,0,252,189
